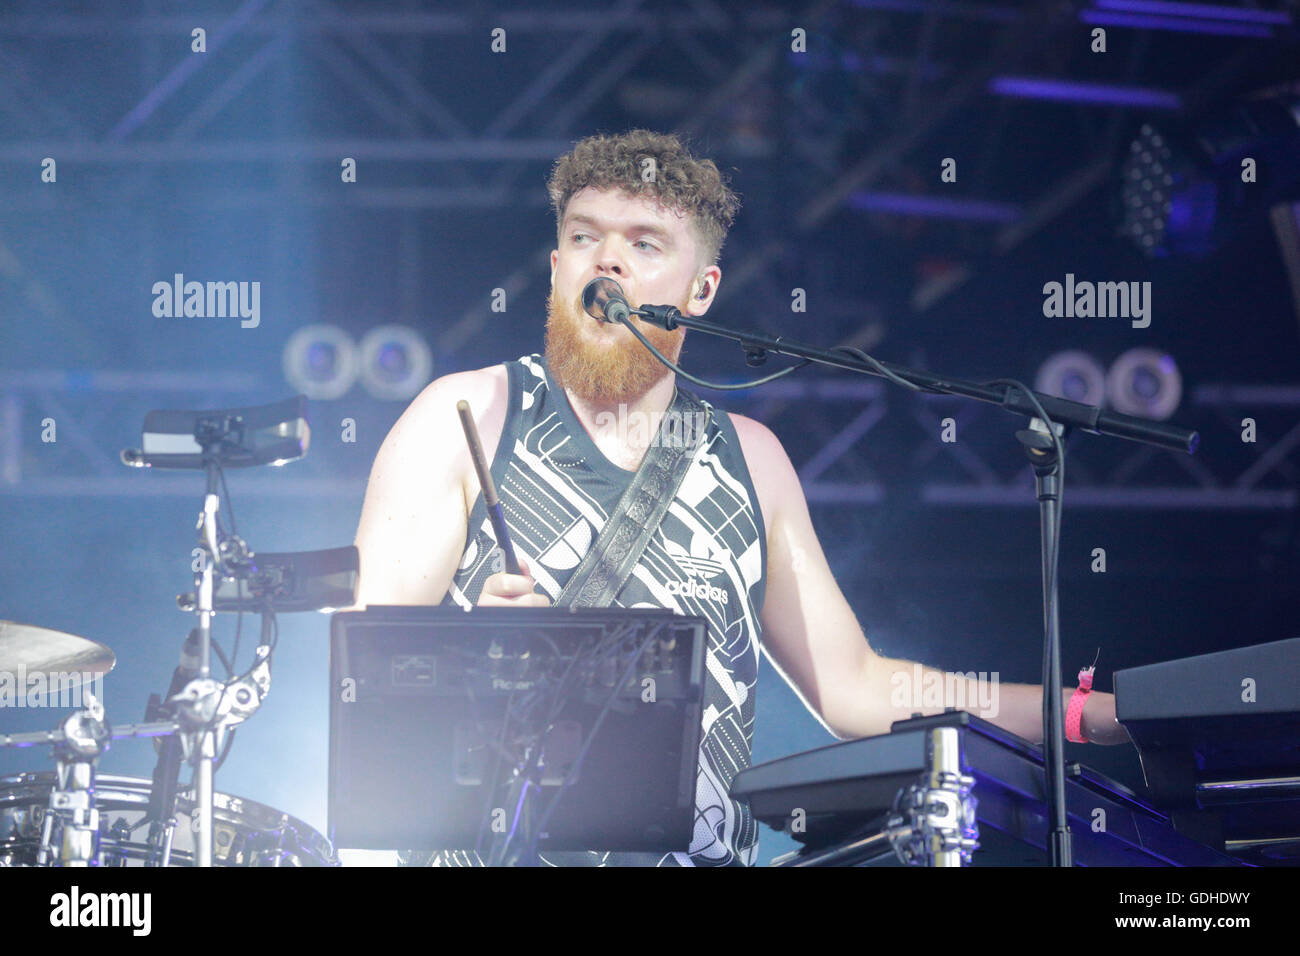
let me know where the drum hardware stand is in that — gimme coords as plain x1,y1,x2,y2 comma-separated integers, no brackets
769,725,979,867
169,592,275,867
3,716,184,863
139,441,267,868
182,440,233,869
144,412,268,867
0,708,240,867
154,546,353,865
4,717,189,865
1,720,183,752
886,726,979,866
35,692,112,867
121,398,312,867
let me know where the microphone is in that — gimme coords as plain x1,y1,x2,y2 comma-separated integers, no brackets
167,628,203,697
581,277,632,325
581,276,685,330
145,629,202,832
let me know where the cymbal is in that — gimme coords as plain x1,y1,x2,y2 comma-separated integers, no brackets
0,620,116,683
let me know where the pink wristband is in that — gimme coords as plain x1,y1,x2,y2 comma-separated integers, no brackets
1065,666,1094,743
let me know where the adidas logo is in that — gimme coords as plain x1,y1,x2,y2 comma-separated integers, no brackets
665,578,729,604
660,534,729,604
673,554,726,579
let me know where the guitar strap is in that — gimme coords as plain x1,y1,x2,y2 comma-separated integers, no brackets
554,387,711,609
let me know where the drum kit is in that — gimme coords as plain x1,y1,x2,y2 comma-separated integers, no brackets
0,397,351,867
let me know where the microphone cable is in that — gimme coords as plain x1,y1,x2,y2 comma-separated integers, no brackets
613,312,810,390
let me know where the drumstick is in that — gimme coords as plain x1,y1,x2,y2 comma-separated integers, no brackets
457,400,522,577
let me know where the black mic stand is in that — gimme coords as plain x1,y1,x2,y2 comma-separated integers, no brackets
630,305,1199,867
1017,420,1071,865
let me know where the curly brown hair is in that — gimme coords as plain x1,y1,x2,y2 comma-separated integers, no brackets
547,129,740,265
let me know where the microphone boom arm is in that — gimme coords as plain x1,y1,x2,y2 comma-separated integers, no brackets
633,307,1197,454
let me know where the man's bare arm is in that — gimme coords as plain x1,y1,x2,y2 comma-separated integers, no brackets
349,370,493,609
735,414,1128,746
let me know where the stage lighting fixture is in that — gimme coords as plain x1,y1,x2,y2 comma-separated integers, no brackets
358,325,434,401
283,325,357,400
1107,348,1182,420
1119,87,1300,258
1035,351,1109,406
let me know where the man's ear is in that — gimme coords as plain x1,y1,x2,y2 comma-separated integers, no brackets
550,249,558,287
686,265,722,315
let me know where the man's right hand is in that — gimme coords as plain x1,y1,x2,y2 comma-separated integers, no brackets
478,555,552,607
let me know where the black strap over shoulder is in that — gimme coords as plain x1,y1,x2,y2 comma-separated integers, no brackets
555,388,711,609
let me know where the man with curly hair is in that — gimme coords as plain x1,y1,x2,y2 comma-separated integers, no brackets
352,129,1128,867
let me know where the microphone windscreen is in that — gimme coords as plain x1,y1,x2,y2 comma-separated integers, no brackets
581,276,627,322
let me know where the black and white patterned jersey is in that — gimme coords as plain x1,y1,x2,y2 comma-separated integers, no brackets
436,352,767,866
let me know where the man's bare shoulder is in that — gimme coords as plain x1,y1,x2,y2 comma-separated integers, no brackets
406,364,507,420
386,364,507,452
386,364,511,491
728,412,787,467
727,412,800,531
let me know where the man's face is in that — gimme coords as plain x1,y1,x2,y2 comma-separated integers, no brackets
545,186,713,404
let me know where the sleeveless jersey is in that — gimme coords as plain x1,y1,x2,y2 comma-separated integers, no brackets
438,353,767,866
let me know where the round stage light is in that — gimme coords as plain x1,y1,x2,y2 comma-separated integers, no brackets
1035,351,1108,406
1107,348,1182,420
357,325,434,401
283,325,358,400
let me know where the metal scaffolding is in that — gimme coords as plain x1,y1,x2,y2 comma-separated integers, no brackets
1,0,1296,510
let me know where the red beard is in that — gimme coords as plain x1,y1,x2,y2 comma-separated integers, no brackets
544,286,685,403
